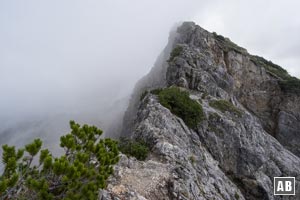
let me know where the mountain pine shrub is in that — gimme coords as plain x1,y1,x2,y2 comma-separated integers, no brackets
118,138,149,161
279,77,300,94
154,87,205,129
0,121,119,200
168,45,183,62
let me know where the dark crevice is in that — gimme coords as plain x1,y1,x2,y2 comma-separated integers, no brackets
226,174,270,200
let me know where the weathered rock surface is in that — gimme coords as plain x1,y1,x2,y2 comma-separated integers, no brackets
102,95,245,200
102,22,300,199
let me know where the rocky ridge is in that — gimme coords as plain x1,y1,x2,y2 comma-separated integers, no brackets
101,22,300,200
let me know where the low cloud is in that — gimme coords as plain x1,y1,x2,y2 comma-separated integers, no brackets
0,0,299,150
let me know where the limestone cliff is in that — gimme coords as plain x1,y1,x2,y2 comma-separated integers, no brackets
102,22,300,200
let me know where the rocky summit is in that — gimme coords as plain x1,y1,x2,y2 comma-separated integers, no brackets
101,22,300,200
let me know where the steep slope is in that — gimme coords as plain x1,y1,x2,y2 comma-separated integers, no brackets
167,22,300,157
103,94,245,200
102,22,300,200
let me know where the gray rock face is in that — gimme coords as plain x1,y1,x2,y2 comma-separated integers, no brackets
103,95,245,200
102,22,300,199
167,22,300,157
276,96,300,156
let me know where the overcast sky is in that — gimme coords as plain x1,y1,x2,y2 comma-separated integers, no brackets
0,0,299,146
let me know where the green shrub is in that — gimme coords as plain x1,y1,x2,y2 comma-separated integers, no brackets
0,121,119,200
209,100,243,117
212,32,300,95
250,55,290,80
155,87,205,129
150,88,163,95
250,55,300,94
168,45,183,62
118,138,149,161
212,32,246,54
279,77,300,94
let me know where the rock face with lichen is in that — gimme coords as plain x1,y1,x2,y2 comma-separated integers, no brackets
101,22,300,200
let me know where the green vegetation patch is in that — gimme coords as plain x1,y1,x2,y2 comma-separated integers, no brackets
250,55,300,94
279,77,300,94
154,87,205,129
0,121,119,200
209,100,243,117
150,88,163,95
118,138,149,161
250,55,290,80
212,32,246,54
168,45,184,62
212,32,300,95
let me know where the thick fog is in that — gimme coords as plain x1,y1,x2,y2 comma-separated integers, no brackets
1,0,299,152
0,0,207,151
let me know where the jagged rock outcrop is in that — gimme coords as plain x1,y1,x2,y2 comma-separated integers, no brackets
102,95,245,200
102,22,300,199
